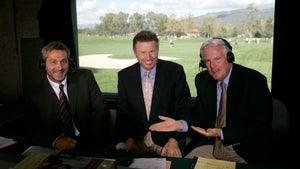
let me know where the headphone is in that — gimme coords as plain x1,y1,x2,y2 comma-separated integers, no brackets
199,37,235,68
38,57,77,73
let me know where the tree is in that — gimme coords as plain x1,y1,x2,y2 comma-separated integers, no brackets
153,13,168,35
112,12,129,36
95,12,129,36
166,13,180,36
145,12,168,35
199,15,219,38
179,14,196,35
128,12,145,34
244,3,258,42
95,13,115,36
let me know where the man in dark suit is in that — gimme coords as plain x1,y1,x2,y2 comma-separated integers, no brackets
185,37,273,164
24,41,111,154
116,30,191,157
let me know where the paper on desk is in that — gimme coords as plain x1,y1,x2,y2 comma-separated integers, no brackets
194,157,236,169
0,136,17,149
129,158,171,169
22,145,61,156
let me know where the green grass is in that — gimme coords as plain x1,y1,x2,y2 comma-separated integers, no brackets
78,36,273,96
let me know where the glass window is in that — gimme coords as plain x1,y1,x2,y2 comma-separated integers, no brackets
76,0,275,96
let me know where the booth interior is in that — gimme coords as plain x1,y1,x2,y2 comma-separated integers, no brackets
0,0,296,168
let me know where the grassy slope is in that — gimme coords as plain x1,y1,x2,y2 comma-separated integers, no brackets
78,36,273,96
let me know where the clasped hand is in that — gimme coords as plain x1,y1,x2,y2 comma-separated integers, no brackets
161,138,182,157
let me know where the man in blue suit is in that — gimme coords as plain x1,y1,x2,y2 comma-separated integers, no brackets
116,30,191,157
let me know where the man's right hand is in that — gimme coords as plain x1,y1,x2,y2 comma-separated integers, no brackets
149,115,184,132
126,138,147,154
54,137,79,151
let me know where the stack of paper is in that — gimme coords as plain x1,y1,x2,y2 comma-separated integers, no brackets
0,136,17,149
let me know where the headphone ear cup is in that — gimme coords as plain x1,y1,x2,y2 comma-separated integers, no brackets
199,60,206,68
199,53,206,69
38,58,45,69
68,58,77,73
227,52,235,63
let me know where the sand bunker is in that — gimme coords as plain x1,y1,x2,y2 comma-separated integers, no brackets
79,54,178,69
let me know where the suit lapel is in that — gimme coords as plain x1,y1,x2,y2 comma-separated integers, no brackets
149,60,163,120
226,64,240,117
132,64,148,121
66,74,77,115
203,76,218,125
39,76,61,120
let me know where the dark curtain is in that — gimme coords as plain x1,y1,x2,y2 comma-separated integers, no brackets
38,0,78,66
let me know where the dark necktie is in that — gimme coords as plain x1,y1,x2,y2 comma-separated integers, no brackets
59,84,75,137
213,81,227,159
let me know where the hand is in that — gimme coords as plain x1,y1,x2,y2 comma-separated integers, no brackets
149,115,183,132
160,138,182,157
191,126,221,137
125,138,147,155
54,137,79,151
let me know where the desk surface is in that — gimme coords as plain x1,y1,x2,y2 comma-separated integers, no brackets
0,143,289,169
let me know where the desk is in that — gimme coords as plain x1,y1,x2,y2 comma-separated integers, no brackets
0,154,288,169
0,143,289,169
166,157,287,169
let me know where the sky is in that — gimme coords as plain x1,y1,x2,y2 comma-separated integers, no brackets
76,0,275,25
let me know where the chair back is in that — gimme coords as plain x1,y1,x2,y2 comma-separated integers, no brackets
272,98,290,141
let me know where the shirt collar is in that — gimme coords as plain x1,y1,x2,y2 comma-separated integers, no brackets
141,65,156,79
220,64,233,86
47,75,67,89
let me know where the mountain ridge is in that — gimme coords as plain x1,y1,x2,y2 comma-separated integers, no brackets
194,7,274,27
78,7,274,29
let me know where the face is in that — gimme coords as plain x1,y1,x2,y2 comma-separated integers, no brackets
202,45,232,81
45,49,69,83
134,41,159,70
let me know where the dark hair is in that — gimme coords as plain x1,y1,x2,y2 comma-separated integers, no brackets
41,41,70,60
133,30,159,50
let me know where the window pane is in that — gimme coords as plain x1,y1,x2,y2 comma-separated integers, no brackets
76,0,275,96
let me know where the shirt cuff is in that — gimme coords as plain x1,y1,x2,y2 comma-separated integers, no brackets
177,120,188,132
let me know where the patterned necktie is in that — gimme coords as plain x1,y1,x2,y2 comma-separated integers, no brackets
143,70,152,120
213,81,227,159
142,71,162,154
59,84,75,137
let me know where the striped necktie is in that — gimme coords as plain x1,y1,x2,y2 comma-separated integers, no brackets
59,84,75,137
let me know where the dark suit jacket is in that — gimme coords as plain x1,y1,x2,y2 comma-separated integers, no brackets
116,59,191,152
24,68,111,149
189,63,273,164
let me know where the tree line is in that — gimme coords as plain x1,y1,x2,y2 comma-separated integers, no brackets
78,3,274,39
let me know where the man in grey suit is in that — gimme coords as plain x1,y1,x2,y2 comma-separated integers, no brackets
24,41,111,154
116,30,191,158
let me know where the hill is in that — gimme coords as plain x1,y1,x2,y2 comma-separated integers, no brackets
194,7,274,27
77,7,274,29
